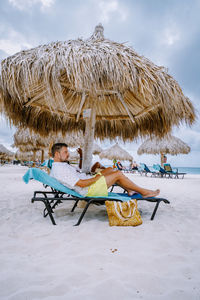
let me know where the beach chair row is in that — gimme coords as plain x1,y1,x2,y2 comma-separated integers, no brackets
139,163,186,179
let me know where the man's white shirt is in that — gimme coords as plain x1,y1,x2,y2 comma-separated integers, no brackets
50,162,91,196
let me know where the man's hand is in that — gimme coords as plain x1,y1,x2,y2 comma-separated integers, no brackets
76,148,83,156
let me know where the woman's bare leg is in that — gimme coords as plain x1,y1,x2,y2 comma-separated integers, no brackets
100,167,116,176
101,168,133,193
104,170,160,197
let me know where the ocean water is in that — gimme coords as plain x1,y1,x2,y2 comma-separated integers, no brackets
104,165,200,175
148,166,200,175
171,167,200,175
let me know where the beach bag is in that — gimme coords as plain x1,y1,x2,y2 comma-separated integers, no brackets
105,199,142,226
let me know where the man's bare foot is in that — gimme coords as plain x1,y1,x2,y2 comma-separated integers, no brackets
142,189,160,198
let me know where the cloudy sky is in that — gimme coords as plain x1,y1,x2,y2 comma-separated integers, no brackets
0,0,199,167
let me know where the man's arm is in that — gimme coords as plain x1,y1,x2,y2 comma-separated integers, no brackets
75,174,102,188
76,148,82,169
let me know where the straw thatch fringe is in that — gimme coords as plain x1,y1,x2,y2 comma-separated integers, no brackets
0,24,196,139
99,143,133,161
137,135,190,155
13,127,102,152
0,143,14,159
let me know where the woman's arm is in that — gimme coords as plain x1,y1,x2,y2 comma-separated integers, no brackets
75,174,101,188
76,148,83,169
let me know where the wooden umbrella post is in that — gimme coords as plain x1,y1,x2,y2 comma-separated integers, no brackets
49,141,53,158
41,149,44,163
32,150,36,167
82,105,96,173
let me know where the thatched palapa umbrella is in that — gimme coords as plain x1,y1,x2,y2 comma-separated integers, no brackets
60,131,102,154
0,144,14,161
15,149,42,161
13,128,102,161
0,24,195,172
99,143,133,162
13,128,49,163
0,144,10,156
137,135,190,166
92,143,103,155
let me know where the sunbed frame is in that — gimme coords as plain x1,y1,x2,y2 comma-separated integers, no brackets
24,168,170,225
139,163,158,177
31,188,170,225
154,164,186,179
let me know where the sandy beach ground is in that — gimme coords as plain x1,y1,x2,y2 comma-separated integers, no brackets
0,164,200,300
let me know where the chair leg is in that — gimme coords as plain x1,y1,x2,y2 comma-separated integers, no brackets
43,199,62,217
110,185,114,192
71,199,79,212
43,200,56,225
74,200,93,226
150,200,161,220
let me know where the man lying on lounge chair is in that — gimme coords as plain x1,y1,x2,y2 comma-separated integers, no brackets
50,143,160,198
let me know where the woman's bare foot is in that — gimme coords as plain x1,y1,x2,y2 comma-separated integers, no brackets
141,189,160,198
128,191,137,196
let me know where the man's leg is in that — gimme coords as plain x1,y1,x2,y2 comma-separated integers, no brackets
104,170,160,197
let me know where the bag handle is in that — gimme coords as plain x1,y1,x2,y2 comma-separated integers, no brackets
114,200,136,221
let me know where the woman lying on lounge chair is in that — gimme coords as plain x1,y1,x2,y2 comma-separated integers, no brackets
50,143,160,198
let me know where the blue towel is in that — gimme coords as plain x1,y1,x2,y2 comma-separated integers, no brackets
23,168,138,202
41,159,54,169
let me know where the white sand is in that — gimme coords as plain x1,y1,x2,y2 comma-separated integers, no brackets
0,165,200,300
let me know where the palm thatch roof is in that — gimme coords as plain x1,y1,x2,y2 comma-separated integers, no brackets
0,24,195,141
0,144,10,155
16,144,41,153
92,143,103,155
15,150,36,161
0,143,14,158
137,135,191,155
99,143,133,161
13,128,101,155
68,150,79,162
13,128,48,150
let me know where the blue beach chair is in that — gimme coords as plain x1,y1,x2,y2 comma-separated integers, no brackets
139,163,157,177
164,163,186,179
23,168,170,225
153,164,168,178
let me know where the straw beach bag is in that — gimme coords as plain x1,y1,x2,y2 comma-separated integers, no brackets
105,199,142,226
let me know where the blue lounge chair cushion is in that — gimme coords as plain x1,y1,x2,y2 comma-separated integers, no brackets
144,165,151,172
23,168,135,202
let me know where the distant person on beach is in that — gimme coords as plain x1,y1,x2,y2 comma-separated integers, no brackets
50,143,160,198
116,161,125,170
130,161,139,170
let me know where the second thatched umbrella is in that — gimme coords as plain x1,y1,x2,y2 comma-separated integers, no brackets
99,143,133,162
0,144,14,161
137,135,191,166
13,128,50,163
0,24,195,172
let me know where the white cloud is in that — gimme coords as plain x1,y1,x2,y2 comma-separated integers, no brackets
8,0,55,11
0,39,31,56
98,0,127,23
0,29,32,56
162,23,181,46
173,126,200,152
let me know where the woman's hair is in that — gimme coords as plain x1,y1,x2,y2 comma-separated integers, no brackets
51,143,68,157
